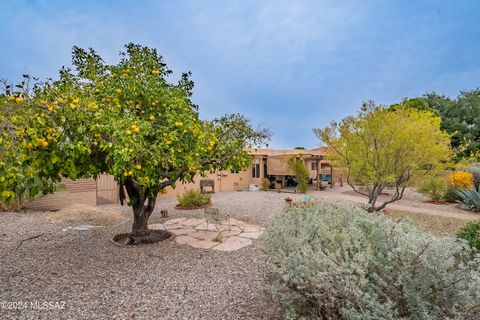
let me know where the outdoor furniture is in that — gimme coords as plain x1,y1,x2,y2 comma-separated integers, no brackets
204,207,230,231
319,174,332,184
200,179,215,193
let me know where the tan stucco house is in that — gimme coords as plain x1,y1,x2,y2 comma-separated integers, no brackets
25,147,338,211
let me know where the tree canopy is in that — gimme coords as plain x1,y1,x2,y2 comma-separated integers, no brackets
0,44,270,243
315,102,451,212
393,89,480,161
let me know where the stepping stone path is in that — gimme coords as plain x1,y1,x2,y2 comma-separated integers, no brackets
150,217,265,251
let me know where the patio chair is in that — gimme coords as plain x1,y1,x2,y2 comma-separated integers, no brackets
204,207,230,231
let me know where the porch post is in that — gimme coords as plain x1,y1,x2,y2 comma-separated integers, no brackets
330,163,333,188
316,159,320,190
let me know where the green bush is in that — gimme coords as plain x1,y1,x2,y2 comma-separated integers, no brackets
456,189,480,212
417,177,447,201
288,158,309,193
261,178,270,191
261,202,480,319
458,220,480,251
176,189,211,208
443,186,460,203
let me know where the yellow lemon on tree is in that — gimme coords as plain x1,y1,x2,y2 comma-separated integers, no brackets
46,128,53,134
27,143,33,149
131,124,137,129
151,101,157,106
123,172,129,177
116,89,122,94
48,106,54,111
42,141,49,148
128,170,134,176
134,127,140,133
15,97,24,103
72,98,79,105
135,164,142,170
8,96,16,102
126,130,132,136
151,70,160,75
40,100,47,105
149,115,155,121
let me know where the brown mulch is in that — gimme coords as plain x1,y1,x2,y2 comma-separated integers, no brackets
174,203,212,210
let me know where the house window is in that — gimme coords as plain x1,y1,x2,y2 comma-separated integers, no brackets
252,164,260,178
230,169,239,174
311,162,318,171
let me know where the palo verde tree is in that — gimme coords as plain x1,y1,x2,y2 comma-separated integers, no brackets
1,44,269,243
315,102,451,212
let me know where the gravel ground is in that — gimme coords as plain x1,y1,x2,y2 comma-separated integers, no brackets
1,188,469,319
338,186,470,215
0,191,305,320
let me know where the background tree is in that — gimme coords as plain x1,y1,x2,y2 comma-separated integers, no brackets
0,77,64,211
1,44,270,243
315,102,451,212
396,90,480,161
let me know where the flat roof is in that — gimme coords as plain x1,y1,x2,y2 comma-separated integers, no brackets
246,147,327,158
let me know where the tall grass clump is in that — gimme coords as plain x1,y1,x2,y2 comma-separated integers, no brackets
261,201,480,319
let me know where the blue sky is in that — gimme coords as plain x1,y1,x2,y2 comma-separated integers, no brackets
1,1,479,149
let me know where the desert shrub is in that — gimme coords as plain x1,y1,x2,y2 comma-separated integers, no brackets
456,189,480,212
261,178,270,191
288,158,309,193
443,186,460,203
449,171,474,189
261,202,480,319
176,189,211,208
417,177,447,201
458,220,480,251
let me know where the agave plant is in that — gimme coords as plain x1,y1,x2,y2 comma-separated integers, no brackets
456,189,480,212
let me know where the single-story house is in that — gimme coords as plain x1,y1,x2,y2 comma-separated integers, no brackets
25,147,340,211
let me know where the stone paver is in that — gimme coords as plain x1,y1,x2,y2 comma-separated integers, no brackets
180,218,205,227
238,231,262,239
213,236,253,252
149,223,166,230
189,230,219,241
194,222,218,231
188,239,219,249
164,217,187,225
164,223,184,230
159,217,262,251
170,228,195,236
220,229,242,237
175,235,197,245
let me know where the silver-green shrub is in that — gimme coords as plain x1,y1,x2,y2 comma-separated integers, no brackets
261,201,480,319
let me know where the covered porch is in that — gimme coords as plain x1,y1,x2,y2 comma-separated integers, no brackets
248,148,335,191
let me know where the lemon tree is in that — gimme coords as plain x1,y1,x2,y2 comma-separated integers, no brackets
1,44,269,243
0,77,64,211
315,102,451,212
